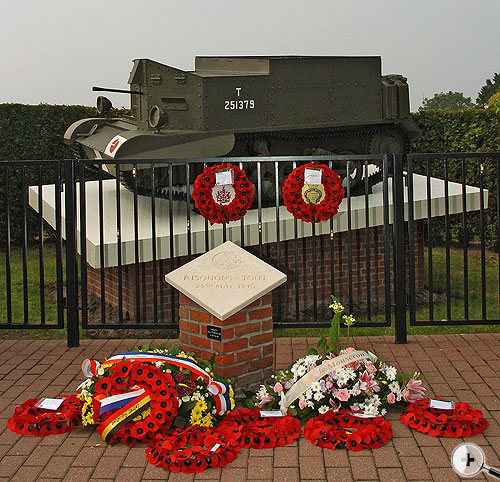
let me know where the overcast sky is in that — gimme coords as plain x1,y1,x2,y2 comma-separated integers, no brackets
1,0,498,112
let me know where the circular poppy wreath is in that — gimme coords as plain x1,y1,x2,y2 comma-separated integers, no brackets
400,398,488,438
92,361,179,446
145,425,240,473
304,409,393,452
215,407,302,449
282,163,345,223
192,163,254,224
7,394,82,437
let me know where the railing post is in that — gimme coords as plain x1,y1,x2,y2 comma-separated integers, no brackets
64,159,79,347
393,154,407,344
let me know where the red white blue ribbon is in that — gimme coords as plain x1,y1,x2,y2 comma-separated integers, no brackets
81,352,231,414
97,389,146,415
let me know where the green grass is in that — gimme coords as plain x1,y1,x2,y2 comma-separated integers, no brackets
276,245,500,338
1,244,500,340
0,243,66,339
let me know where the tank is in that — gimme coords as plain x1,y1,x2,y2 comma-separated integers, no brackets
64,56,420,200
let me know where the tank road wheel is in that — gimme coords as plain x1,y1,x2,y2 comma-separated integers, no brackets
335,150,363,190
120,166,170,195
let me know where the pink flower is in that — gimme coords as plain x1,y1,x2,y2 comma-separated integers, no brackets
257,395,275,407
299,398,308,410
365,363,377,374
345,347,356,352
359,371,378,392
387,393,396,404
273,383,283,394
404,378,426,402
335,389,350,402
402,388,411,402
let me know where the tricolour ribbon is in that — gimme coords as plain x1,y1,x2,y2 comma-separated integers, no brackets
97,390,151,442
279,350,372,413
82,351,231,414
97,388,146,415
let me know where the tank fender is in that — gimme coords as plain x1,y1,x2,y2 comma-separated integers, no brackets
63,118,121,145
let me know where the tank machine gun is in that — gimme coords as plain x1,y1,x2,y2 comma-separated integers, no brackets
64,56,419,202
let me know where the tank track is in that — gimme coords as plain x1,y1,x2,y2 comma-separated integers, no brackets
75,125,404,202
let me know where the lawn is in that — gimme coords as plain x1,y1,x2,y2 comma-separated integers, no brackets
1,243,500,339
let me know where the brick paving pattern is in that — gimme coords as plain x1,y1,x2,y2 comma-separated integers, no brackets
1,333,500,481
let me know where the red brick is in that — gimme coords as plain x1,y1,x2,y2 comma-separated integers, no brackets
262,343,274,356
217,312,247,326
249,355,274,371
236,347,261,362
215,353,236,365
215,362,248,378
249,332,273,346
235,321,262,337
189,309,211,324
179,319,200,334
213,337,248,352
249,306,273,320
189,334,212,350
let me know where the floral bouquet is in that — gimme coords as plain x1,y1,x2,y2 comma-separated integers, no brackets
245,296,425,421
77,344,235,445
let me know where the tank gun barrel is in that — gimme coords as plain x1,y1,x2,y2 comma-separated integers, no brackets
92,86,143,95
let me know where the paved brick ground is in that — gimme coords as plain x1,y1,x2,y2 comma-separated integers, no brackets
1,334,500,481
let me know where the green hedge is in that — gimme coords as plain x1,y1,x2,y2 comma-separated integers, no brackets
410,109,500,249
1,104,500,248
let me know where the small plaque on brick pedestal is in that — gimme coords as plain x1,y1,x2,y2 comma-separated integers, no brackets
165,241,286,320
206,325,222,341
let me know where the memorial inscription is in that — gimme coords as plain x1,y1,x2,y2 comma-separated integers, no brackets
165,241,287,321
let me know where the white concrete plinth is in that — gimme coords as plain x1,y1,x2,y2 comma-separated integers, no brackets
28,175,488,269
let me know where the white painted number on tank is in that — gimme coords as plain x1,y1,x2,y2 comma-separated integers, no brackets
224,100,255,110
225,88,255,110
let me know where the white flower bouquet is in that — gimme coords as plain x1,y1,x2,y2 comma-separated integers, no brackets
245,297,425,421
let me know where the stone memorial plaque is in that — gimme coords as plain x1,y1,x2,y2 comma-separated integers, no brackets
165,241,286,320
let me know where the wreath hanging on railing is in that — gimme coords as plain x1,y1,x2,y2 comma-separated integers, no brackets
282,163,344,223
84,361,179,446
215,407,302,449
400,398,488,437
7,395,83,437
146,425,240,473
303,409,393,452
192,163,254,224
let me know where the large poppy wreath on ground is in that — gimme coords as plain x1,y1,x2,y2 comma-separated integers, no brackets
304,409,393,451
7,394,82,436
400,398,488,437
282,163,344,223
215,407,302,449
192,163,254,224
86,361,179,446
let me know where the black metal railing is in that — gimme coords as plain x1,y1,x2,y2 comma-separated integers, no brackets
2,153,499,347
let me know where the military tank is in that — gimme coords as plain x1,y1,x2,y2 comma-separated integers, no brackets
64,56,419,201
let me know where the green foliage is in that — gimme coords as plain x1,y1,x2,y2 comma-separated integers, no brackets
0,103,128,248
419,91,474,111
476,72,500,107
488,92,500,110
411,109,500,249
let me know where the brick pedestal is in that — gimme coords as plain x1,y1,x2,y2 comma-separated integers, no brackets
177,293,274,387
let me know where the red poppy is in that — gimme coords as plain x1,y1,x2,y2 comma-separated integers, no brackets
94,377,112,395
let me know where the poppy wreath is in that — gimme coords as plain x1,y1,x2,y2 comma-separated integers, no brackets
400,398,488,438
304,409,393,452
214,407,302,449
282,163,344,223
91,361,179,446
192,163,254,224
7,394,82,437
146,425,240,473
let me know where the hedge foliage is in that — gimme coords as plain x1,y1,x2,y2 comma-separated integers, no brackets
0,104,500,248
410,109,500,249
